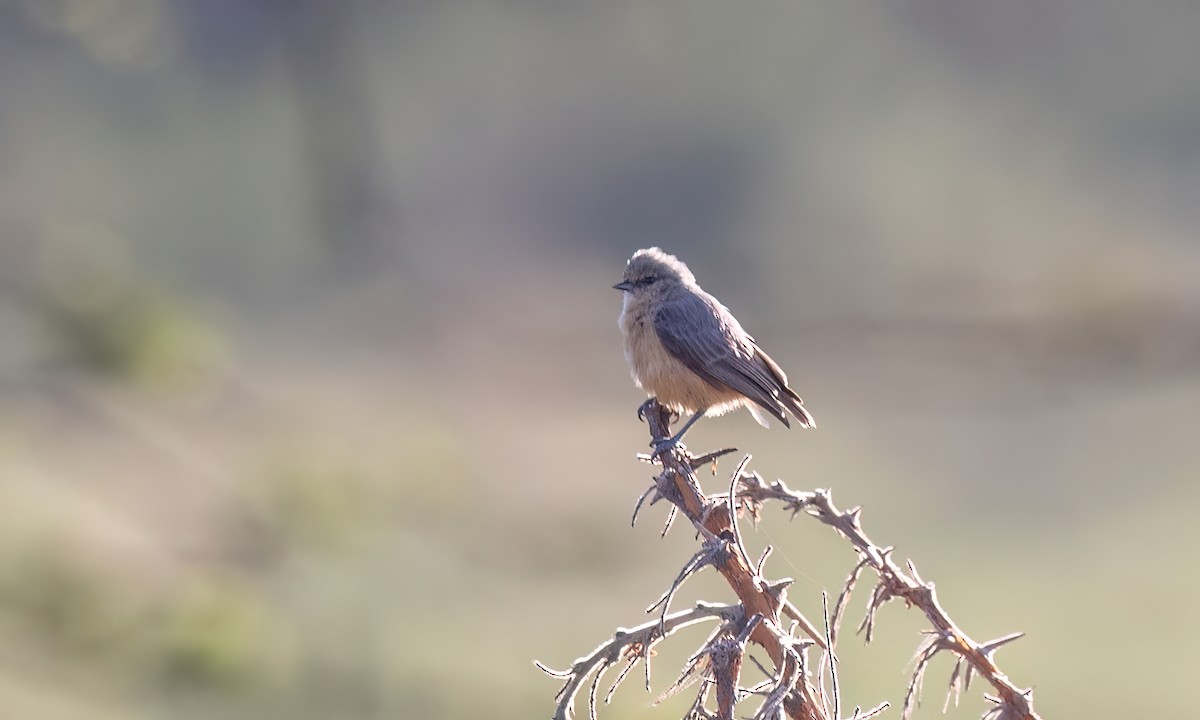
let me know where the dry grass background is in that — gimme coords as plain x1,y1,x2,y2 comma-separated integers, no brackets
0,2,1198,719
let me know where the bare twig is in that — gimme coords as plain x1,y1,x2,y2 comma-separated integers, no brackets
756,545,773,577
643,403,831,720
738,473,1040,719
540,398,1040,720
847,701,890,719
822,593,840,720
661,504,679,538
632,484,659,527
689,447,740,471
647,541,725,637
727,454,756,573
753,638,802,720
831,556,870,648
536,602,741,720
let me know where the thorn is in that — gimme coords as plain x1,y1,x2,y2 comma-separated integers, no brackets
762,577,794,599
736,613,765,644
944,657,965,712
631,484,657,528
533,660,572,678
980,632,1026,659
755,544,773,576
907,559,928,587
660,505,677,538
687,447,738,471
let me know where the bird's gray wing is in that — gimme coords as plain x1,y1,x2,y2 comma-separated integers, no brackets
653,291,790,425
752,342,814,427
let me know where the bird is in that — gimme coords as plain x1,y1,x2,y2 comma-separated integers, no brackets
614,247,814,455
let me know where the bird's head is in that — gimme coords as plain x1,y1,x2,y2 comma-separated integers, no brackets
613,247,695,299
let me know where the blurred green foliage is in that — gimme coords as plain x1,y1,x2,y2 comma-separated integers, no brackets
237,463,391,560
156,579,271,693
0,542,128,657
39,284,219,390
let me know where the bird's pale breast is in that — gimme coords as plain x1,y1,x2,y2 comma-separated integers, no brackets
619,295,745,416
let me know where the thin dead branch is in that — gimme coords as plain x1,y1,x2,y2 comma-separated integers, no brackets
536,602,741,720
539,399,1041,720
738,471,1041,719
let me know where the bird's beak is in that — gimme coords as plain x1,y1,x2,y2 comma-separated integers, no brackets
612,280,634,292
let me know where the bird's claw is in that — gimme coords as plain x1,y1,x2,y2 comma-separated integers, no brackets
636,399,684,426
636,398,656,422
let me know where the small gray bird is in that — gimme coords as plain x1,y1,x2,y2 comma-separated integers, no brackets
614,247,814,454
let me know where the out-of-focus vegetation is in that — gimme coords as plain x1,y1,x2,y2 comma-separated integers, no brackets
0,1,1197,718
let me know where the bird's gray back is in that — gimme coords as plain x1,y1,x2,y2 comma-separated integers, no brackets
652,287,791,424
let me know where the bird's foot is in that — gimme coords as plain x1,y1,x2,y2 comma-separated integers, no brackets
636,399,681,424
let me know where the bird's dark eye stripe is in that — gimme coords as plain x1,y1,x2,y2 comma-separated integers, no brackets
638,276,658,287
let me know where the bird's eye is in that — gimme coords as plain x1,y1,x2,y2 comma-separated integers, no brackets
642,276,658,286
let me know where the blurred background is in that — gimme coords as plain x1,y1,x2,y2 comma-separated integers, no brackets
0,1,1197,718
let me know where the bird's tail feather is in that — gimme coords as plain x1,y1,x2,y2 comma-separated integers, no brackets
780,391,815,429
747,403,773,429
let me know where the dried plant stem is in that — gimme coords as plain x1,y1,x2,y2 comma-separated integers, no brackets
640,403,830,720
737,472,1041,719
538,399,1041,720
536,603,741,720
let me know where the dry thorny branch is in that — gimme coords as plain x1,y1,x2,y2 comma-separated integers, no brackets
536,400,1041,720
